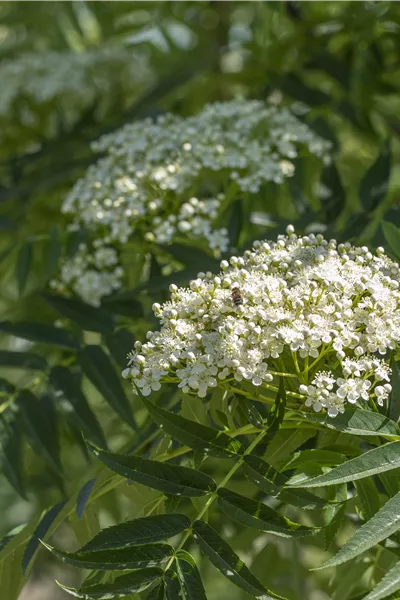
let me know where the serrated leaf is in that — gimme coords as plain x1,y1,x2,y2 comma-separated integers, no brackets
288,442,400,488
43,540,173,570
87,440,216,497
17,239,33,296
104,328,135,370
390,357,400,422
382,221,400,259
362,558,400,600
58,568,162,598
176,550,207,600
42,294,115,334
79,345,135,429
359,140,391,212
0,321,79,349
0,416,25,498
21,499,68,575
192,521,286,599
218,488,316,538
242,455,329,510
17,390,61,473
80,514,191,551
291,408,399,438
76,478,96,520
317,490,400,569
140,394,243,458
0,350,46,371
50,366,106,447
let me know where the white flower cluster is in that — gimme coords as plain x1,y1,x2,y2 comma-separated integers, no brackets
123,227,399,417
0,47,151,148
56,99,331,305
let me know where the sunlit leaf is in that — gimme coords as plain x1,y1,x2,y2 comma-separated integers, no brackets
362,559,400,600
291,408,399,438
288,442,400,488
317,490,400,569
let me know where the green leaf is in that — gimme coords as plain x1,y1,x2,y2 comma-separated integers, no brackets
50,366,106,447
79,345,135,429
22,499,68,575
354,478,381,521
382,221,400,259
79,514,191,551
282,449,347,471
58,568,162,598
147,582,166,600
242,455,329,510
362,559,400,600
76,478,96,520
288,442,400,488
104,328,135,370
165,568,182,599
176,550,207,600
217,488,316,538
359,140,391,212
0,321,79,349
291,408,399,438
87,440,216,497
264,428,315,468
236,396,264,429
316,490,400,569
321,161,346,222
17,239,33,296
390,357,400,422
42,294,115,334
192,521,286,599
0,416,25,498
323,484,347,551
140,395,243,459
0,350,46,371
17,390,61,473
43,226,60,283
43,540,173,570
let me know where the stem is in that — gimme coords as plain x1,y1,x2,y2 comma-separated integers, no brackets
291,351,304,383
166,429,268,570
268,371,298,379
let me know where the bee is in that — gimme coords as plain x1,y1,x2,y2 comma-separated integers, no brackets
231,286,243,307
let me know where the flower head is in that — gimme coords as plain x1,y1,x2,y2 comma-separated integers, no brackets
124,227,398,416
54,99,331,305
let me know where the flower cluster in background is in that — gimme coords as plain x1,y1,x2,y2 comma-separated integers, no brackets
124,227,399,417
0,46,151,151
54,99,332,305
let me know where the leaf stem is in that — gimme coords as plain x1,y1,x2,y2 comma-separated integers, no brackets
165,429,268,570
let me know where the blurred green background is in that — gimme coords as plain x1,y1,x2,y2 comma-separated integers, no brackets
1,2,400,599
